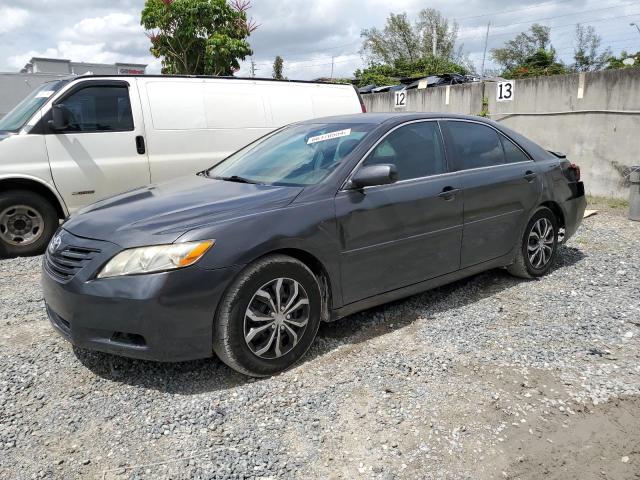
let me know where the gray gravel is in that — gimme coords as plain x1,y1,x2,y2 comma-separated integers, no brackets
0,208,638,479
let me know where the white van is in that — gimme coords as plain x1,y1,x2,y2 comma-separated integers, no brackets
0,75,365,256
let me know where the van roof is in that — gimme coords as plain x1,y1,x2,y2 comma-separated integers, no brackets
74,74,352,86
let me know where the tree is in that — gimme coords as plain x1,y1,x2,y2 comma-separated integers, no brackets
360,9,461,65
272,55,284,80
503,49,567,79
606,50,640,69
141,0,258,76
354,56,468,87
572,24,612,72
491,24,552,71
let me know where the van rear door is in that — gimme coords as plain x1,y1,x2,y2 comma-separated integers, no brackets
44,79,150,212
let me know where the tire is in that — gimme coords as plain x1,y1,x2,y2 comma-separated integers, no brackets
507,207,559,279
0,190,59,258
213,254,322,377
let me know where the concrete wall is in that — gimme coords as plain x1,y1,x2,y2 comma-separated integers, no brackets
0,73,68,117
363,68,640,199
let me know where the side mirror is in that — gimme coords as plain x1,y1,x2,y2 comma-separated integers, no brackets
351,164,398,189
49,104,69,131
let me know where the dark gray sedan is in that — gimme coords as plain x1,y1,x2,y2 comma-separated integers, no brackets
42,113,586,376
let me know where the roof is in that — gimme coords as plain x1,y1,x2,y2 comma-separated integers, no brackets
299,112,495,125
72,74,351,86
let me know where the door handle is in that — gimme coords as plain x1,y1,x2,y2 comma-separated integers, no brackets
438,186,460,200
135,136,146,155
524,170,537,182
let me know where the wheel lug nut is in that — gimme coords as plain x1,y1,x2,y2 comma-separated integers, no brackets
286,315,290,320
280,325,285,330
271,324,275,329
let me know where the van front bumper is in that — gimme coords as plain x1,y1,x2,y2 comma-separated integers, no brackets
41,230,242,362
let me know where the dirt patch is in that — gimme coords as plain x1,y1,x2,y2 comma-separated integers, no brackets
502,396,640,480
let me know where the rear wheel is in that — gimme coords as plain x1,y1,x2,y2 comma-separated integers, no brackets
507,207,558,279
213,254,322,377
0,190,59,258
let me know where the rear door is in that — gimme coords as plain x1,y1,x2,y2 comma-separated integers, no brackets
44,80,150,212
439,120,541,268
335,120,463,305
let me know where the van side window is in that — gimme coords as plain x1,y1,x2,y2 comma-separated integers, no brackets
60,86,133,132
500,135,530,163
363,122,446,181
441,121,505,171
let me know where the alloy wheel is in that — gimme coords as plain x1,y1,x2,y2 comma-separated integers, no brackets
243,277,310,359
0,205,44,246
527,217,555,269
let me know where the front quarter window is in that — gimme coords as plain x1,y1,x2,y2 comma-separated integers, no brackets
207,123,374,186
0,81,66,133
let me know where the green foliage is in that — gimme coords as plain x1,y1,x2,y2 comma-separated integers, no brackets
272,55,284,80
478,97,489,118
606,50,640,69
572,24,611,72
361,8,461,65
354,56,468,87
491,24,551,71
502,49,568,79
141,0,254,75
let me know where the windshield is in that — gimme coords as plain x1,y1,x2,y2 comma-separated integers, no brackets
0,80,67,133
207,122,374,186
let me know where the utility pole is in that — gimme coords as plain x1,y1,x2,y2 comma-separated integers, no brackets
250,57,258,78
330,56,334,80
481,22,491,77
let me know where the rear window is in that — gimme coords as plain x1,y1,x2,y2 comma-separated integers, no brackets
441,121,505,171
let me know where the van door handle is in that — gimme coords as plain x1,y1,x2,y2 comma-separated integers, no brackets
524,170,537,182
438,186,460,200
135,136,146,155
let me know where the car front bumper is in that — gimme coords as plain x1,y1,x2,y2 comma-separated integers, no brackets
41,229,242,362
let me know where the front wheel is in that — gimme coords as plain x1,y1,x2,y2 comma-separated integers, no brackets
0,190,59,258
507,207,559,279
213,254,322,377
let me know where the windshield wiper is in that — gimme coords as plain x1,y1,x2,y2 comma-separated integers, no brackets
215,175,264,185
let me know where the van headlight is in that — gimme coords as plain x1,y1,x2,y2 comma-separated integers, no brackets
97,240,214,279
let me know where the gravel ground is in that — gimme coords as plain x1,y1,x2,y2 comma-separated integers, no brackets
0,207,639,480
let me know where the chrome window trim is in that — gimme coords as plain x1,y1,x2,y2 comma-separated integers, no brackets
339,117,534,193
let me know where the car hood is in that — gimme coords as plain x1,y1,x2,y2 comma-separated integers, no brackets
63,175,304,247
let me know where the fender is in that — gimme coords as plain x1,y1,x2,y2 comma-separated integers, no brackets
0,173,69,217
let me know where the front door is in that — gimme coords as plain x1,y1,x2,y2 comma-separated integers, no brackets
335,121,463,306
439,120,541,268
44,80,150,213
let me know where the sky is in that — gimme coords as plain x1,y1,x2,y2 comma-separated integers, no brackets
0,0,638,79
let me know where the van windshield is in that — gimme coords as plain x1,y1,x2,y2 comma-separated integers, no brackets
207,122,374,186
0,80,67,133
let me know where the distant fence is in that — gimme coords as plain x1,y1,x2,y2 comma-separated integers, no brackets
363,68,640,199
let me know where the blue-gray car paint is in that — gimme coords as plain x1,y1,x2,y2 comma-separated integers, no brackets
42,113,586,362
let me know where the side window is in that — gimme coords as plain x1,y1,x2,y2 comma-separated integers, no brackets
442,121,505,171
363,122,446,181
500,135,530,163
59,85,133,132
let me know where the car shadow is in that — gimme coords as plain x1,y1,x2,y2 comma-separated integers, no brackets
74,245,585,394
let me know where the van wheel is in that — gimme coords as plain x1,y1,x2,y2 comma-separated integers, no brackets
0,190,59,258
507,207,558,279
213,254,322,377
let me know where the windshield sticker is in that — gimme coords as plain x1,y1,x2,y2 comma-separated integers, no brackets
35,91,55,98
307,128,351,145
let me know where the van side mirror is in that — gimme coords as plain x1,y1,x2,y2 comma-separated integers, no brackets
351,164,398,189
49,104,69,131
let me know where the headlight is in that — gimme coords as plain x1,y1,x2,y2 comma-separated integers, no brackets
97,240,214,279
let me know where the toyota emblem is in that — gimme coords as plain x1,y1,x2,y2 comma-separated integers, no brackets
48,234,62,253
